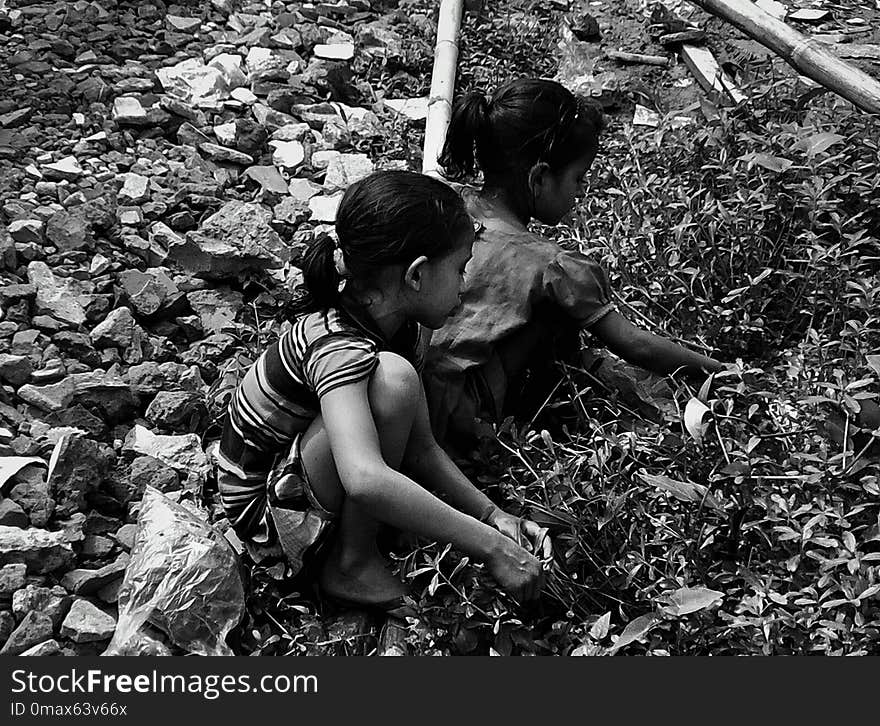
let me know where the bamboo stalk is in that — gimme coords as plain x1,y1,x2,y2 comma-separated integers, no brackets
687,0,880,114
422,0,464,177
606,50,672,67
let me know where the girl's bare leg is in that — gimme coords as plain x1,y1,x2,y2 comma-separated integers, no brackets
292,352,420,605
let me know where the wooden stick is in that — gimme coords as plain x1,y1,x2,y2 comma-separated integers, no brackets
687,0,880,114
422,0,464,177
606,50,672,67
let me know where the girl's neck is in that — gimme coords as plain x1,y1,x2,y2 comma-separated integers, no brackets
477,183,531,231
341,288,406,342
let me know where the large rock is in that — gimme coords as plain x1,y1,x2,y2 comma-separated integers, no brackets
46,210,90,251
8,473,55,528
168,201,288,278
90,307,142,349
123,425,210,491
156,57,244,108
0,526,76,573
60,600,116,643
0,563,26,596
118,268,183,318
0,610,54,655
0,499,28,528
12,584,71,627
61,554,129,596
185,288,243,334
16,377,75,412
27,261,88,326
323,152,374,192
19,639,62,656
145,391,207,431
0,353,33,387
68,371,138,423
48,434,114,517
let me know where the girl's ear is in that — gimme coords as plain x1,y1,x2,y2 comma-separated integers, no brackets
527,162,552,199
403,255,429,291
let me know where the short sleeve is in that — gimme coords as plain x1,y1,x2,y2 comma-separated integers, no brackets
302,334,379,399
543,250,614,327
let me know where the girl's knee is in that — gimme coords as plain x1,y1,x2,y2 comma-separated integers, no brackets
369,352,421,418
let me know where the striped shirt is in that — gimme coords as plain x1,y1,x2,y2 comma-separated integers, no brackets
216,303,424,535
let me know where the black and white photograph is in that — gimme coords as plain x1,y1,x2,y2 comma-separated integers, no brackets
1,0,879,670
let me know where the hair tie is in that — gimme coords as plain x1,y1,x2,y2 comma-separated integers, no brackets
332,246,348,293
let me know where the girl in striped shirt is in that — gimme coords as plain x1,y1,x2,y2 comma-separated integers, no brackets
216,171,549,616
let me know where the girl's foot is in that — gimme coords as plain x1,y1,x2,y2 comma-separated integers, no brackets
318,547,408,608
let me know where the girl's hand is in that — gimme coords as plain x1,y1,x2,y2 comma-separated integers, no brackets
484,533,546,602
486,508,553,564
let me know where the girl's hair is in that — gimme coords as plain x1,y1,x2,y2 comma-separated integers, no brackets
297,170,472,312
439,78,604,181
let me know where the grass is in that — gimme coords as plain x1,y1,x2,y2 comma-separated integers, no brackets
218,1,880,655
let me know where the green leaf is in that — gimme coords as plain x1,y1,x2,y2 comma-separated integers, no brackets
660,586,724,616
753,153,793,172
796,132,844,156
608,613,660,654
638,471,721,509
590,611,612,640
684,397,710,442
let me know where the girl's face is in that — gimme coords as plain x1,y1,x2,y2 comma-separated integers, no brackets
532,149,596,225
410,229,475,330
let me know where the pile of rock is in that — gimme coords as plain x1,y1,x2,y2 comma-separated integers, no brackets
0,0,433,656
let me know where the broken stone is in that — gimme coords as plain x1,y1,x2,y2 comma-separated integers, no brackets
42,156,83,182
68,371,138,423
244,165,289,194
112,97,149,126
123,456,181,503
145,391,207,431
11,584,71,627
186,288,243,334
168,201,288,278
46,210,90,251
309,193,344,223
166,14,202,33
0,353,33,387
90,307,141,348
253,103,298,131
230,87,258,104
118,268,182,318
90,254,112,276
0,525,76,573
47,434,113,518
0,610,54,656
60,599,116,643
123,425,210,489
314,43,355,61
157,58,237,108
8,219,43,244
0,563,26,596
198,142,254,165
17,377,76,412
0,499,28,528
114,523,138,551
61,554,129,595
270,139,305,171
118,173,150,203
324,152,374,191
117,207,145,227
384,97,429,121
27,261,87,326
8,476,55,528
214,121,237,146
81,534,115,558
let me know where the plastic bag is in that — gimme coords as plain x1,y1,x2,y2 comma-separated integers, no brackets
105,487,245,656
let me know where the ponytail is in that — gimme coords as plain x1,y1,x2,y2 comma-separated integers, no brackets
439,91,490,179
295,232,342,313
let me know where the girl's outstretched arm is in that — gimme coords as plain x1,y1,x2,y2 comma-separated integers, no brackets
590,310,725,377
402,384,552,560
320,379,545,600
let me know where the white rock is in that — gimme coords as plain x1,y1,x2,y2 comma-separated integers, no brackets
313,43,355,61
123,424,211,485
61,600,116,643
323,153,374,192
288,178,323,203
214,121,237,146
385,97,429,121
8,219,44,243
230,87,257,105
112,96,148,124
42,156,83,181
72,113,86,126
90,254,111,276
309,193,344,223
27,261,87,325
157,55,244,108
311,149,341,170
245,47,286,76
269,140,305,171
118,172,149,202
166,14,202,33
270,123,312,142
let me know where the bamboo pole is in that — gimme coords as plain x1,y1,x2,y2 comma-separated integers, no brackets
422,0,464,177
687,0,880,114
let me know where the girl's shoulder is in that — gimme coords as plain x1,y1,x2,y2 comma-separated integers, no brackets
288,307,377,350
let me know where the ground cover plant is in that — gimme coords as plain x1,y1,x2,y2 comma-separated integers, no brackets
234,2,880,656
